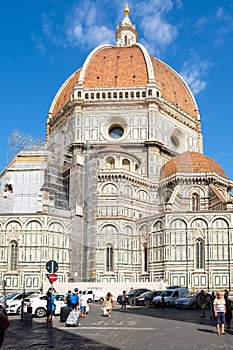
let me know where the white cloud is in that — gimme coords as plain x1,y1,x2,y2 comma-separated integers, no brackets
133,0,178,54
65,1,115,49
180,53,210,95
40,0,179,55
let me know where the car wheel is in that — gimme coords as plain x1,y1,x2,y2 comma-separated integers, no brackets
35,307,46,317
144,300,150,306
99,298,104,303
166,302,171,307
192,302,197,309
87,298,92,303
16,306,21,315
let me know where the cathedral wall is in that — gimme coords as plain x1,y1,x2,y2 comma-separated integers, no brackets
0,214,70,292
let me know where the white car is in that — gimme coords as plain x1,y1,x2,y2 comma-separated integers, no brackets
24,293,66,317
6,291,42,314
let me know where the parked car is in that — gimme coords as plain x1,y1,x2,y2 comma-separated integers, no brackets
153,287,189,307
24,293,66,317
134,290,163,306
84,288,105,303
6,291,42,314
175,291,211,309
117,288,152,305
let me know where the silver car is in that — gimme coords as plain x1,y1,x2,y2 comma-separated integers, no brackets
175,291,210,309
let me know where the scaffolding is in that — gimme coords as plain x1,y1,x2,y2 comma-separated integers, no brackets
7,129,45,164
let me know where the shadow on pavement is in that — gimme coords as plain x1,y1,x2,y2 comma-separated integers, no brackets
4,317,120,350
114,304,233,329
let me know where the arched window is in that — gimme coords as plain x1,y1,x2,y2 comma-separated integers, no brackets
102,92,106,99
192,194,200,211
143,243,148,272
96,92,100,99
125,92,129,98
10,240,18,271
122,159,130,171
113,92,117,99
136,91,140,98
106,157,115,169
85,93,88,99
91,93,94,99
196,239,204,269
124,35,127,46
108,92,111,99
131,92,134,98
78,91,81,98
106,246,113,271
119,92,123,99
148,89,152,96
171,135,179,150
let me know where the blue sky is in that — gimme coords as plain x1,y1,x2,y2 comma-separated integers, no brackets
1,0,233,179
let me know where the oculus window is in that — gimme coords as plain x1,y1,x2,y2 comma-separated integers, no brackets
109,126,124,139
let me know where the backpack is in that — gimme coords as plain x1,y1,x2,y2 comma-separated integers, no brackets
70,293,79,306
65,293,71,306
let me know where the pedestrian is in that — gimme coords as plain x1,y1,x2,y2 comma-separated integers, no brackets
121,290,127,312
69,288,79,310
224,293,232,329
64,290,72,307
209,291,216,319
0,304,10,348
198,290,207,318
79,290,83,312
161,294,165,310
213,291,226,335
105,292,114,317
80,291,88,318
46,288,57,328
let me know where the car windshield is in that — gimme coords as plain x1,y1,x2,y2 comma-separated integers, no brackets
6,293,18,300
128,290,139,295
29,294,41,299
182,292,196,298
138,291,151,298
161,291,173,297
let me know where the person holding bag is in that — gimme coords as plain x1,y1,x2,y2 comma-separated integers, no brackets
105,292,114,317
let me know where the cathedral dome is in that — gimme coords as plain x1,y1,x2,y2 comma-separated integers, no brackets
48,6,199,130
161,151,226,179
49,46,197,119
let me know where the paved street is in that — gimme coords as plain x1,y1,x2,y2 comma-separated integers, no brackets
2,303,233,350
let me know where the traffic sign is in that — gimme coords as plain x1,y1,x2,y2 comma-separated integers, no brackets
46,260,58,273
48,273,58,283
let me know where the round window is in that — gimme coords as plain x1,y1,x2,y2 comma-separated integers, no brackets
109,126,124,139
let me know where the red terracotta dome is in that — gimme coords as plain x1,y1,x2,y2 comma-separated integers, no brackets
50,45,197,119
161,151,226,179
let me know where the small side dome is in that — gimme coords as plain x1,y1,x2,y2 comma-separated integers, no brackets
161,151,226,179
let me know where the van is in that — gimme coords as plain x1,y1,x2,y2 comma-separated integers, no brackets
84,288,105,303
152,286,189,307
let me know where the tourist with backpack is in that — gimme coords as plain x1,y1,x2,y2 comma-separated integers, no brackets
70,288,79,310
65,288,81,327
